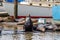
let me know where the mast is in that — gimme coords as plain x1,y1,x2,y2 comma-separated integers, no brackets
14,0,18,19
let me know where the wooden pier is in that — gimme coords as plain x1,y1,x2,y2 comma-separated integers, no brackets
0,18,58,31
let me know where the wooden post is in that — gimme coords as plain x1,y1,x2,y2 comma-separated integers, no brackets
14,0,18,19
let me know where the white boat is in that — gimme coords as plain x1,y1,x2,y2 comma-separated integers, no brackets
1,0,60,18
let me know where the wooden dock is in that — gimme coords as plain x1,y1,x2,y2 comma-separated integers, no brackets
0,18,60,32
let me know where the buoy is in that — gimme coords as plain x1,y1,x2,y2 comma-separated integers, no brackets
23,14,33,32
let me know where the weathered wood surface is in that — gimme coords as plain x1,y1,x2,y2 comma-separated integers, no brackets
0,18,60,31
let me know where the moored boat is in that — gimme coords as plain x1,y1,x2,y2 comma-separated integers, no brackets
2,0,59,18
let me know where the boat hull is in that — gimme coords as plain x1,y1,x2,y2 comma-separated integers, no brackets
3,2,52,18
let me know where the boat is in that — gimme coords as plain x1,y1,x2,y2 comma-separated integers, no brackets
0,0,60,19
1,0,60,18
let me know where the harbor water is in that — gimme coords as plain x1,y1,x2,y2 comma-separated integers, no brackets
0,31,60,40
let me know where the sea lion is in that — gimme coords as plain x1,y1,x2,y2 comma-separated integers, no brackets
23,14,33,32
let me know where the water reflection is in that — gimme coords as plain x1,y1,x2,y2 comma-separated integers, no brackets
0,32,60,40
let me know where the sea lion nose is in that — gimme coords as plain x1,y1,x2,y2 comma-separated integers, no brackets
23,14,33,32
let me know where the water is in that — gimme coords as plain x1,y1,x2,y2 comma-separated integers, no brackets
0,31,60,40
